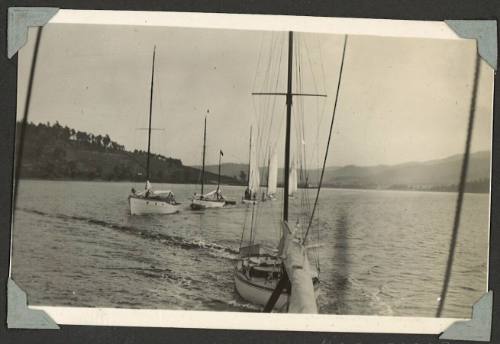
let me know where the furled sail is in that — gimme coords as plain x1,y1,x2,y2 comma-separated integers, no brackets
248,130,260,194
267,151,278,196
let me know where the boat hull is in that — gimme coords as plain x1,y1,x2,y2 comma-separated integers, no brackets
234,268,320,310
190,198,225,209
242,199,258,205
234,270,289,309
129,196,181,215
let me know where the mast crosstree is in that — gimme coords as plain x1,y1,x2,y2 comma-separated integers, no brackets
252,31,326,222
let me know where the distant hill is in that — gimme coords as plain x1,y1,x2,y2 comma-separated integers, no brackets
199,150,491,193
317,151,490,192
196,163,249,183
17,121,240,185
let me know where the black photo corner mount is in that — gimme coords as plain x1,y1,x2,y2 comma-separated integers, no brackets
1,2,499,344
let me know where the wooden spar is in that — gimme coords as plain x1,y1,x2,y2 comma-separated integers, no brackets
280,222,318,313
252,92,327,97
201,115,207,195
146,46,156,183
283,30,293,222
286,249,317,313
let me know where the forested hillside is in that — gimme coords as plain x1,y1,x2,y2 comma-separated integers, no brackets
16,121,239,185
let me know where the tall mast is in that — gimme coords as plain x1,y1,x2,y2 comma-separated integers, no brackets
262,31,328,313
217,150,222,199
247,126,252,188
283,31,293,222
201,114,207,195
217,150,222,194
146,46,156,183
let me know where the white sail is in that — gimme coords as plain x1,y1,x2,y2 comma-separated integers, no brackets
248,130,260,194
267,151,278,196
289,157,298,196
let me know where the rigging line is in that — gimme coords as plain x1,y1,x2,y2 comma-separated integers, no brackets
303,36,321,95
13,28,43,213
251,32,266,93
304,35,348,244
263,34,285,161
303,37,325,157
258,35,285,174
249,199,257,244
258,35,282,155
257,35,272,125
263,33,280,124
257,34,281,161
240,205,251,249
436,46,480,318
297,39,309,216
297,40,308,185
316,207,321,270
316,36,328,148
317,36,328,96
295,43,309,210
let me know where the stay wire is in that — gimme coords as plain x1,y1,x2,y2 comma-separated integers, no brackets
304,35,348,244
435,45,480,318
13,28,43,213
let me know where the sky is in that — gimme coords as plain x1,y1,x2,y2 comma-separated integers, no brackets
18,23,493,168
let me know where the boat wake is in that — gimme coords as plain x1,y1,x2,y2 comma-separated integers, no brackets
206,297,262,312
224,299,262,312
17,208,239,258
347,276,395,316
319,274,395,316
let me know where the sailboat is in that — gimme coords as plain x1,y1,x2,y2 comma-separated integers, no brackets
128,46,181,216
234,31,327,310
242,126,260,204
191,114,228,210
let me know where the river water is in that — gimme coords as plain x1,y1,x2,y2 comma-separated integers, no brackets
11,180,488,318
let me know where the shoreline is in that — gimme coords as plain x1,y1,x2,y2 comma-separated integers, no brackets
16,178,489,194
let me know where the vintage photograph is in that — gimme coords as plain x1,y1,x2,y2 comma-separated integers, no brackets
11,13,492,324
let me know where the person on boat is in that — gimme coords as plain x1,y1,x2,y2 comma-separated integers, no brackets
215,188,224,201
131,187,136,195
244,187,251,200
144,180,153,198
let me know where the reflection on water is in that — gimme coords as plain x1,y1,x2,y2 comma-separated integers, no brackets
11,180,488,317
